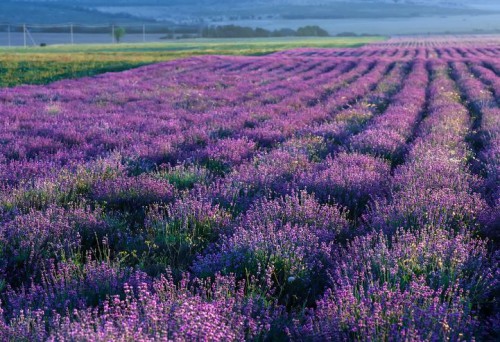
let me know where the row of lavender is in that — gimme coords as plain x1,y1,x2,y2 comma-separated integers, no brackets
274,46,500,60
0,56,370,184
292,59,498,340
372,35,500,48
0,45,498,340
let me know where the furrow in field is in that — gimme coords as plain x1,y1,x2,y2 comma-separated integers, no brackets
366,60,486,236
299,61,410,147
288,62,410,220
449,61,499,240
344,60,497,340
468,62,500,103
0,57,370,191
0,59,352,185
205,60,403,221
348,60,429,166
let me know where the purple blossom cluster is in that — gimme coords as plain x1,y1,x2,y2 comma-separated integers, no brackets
291,225,498,340
298,152,391,215
1,273,277,341
367,61,487,234
0,41,499,340
193,191,349,306
350,61,428,162
450,61,500,238
275,40,500,60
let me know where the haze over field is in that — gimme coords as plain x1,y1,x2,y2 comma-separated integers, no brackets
2,0,500,35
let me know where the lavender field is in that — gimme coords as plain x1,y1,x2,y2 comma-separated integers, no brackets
0,37,499,340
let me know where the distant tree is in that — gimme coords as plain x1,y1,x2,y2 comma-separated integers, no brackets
272,28,297,37
297,25,329,37
202,25,268,38
200,24,328,39
113,26,126,43
255,27,270,38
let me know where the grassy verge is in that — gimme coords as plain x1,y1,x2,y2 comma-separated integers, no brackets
0,37,385,87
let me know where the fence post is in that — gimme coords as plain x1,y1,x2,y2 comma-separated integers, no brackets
143,24,146,42
23,24,26,48
7,24,11,47
70,23,74,44
112,25,115,43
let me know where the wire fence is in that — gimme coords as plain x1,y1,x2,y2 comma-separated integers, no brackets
0,23,201,47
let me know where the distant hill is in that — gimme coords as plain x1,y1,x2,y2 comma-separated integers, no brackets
2,0,499,26
82,0,499,22
8,0,500,7
0,1,157,24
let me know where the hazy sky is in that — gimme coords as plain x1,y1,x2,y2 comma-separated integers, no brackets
6,0,500,8
2,0,500,38
9,0,499,3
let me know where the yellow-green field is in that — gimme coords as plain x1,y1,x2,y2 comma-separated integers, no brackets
0,37,385,87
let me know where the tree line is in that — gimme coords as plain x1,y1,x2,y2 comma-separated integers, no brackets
201,25,329,38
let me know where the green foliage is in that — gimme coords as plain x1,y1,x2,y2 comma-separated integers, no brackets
296,26,329,37
0,58,146,87
201,25,331,38
143,203,230,275
113,27,126,43
203,159,231,176
154,165,209,190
